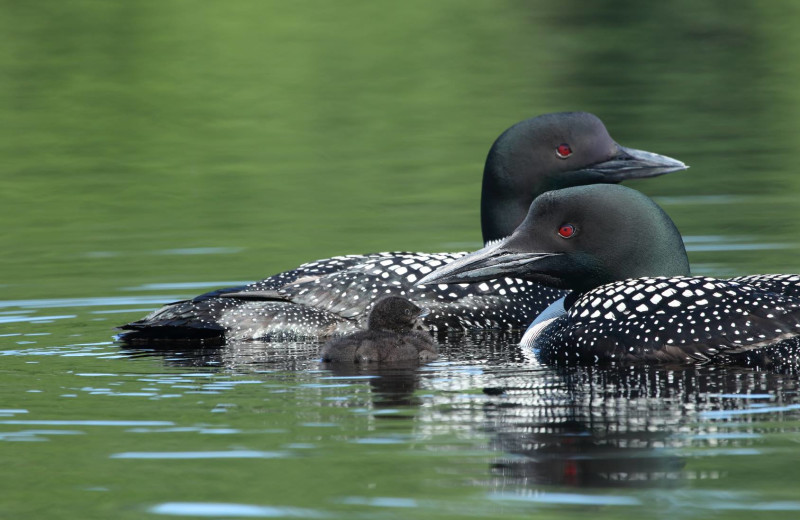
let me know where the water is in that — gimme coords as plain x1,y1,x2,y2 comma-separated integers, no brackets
3,1,800,519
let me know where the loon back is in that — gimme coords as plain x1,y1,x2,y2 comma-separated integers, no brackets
119,114,687,343
121,251,565,341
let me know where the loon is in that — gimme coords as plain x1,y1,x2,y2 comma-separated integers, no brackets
417,184,800,366
320,296,438,363
119,112,687,342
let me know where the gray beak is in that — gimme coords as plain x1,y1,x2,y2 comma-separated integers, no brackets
416,241,559,286
579,144,688,182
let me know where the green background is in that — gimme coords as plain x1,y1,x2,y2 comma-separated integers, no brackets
2,2,800,519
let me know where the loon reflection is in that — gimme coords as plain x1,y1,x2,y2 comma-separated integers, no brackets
480,362,797,489
119,333,800,490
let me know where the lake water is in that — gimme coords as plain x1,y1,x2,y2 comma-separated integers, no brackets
3,2,800,519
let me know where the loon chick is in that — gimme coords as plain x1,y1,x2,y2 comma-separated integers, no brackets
119,112,687,342
417,184,800,366
320,296,437,363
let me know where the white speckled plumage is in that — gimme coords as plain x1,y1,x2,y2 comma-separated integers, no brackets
122,252,564,341
536,276,800,364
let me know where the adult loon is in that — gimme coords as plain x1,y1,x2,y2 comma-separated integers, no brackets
320,296,438,363
417,184,800,366
119,112,687,342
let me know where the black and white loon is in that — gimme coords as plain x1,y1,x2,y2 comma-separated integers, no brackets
417,184,800,366
119,113,687,342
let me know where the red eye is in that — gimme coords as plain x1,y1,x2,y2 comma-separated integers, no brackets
558,224,576,238
556,143,572,159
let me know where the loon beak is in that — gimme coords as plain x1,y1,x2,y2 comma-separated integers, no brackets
577,144,688,182
413,307,431,330
416,241,560,286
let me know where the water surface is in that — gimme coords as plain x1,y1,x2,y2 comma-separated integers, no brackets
3,2,800,519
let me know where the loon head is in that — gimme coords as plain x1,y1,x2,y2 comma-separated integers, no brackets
367,296,428,334
423,184,690,294
481,112,687,244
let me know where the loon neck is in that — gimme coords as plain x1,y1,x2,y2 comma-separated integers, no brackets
480,167,543,244
480,132,551,244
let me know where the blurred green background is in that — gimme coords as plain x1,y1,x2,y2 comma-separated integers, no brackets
4,3,800,520
2,0,800,299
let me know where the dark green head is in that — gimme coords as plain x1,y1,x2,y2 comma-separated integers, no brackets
423,184,690,294
481,112,687,243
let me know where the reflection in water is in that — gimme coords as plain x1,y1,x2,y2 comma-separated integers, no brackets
490,419,685,488
120,332,800,495
121,345,230,369
321,364,428,409
124,339,430,408
482,363,799,490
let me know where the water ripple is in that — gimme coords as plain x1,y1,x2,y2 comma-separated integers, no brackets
0,420,173,426
0,296,181,309
700,403,800,419
0,314,76,324
339,496,418,508
154,247,243,256
149,502,327,517
123,281,253,291
112,450,287,459
489,491,641,506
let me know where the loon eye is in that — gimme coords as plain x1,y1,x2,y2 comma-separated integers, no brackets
556,143,572,159
558,224,576,238
404,309,411,316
